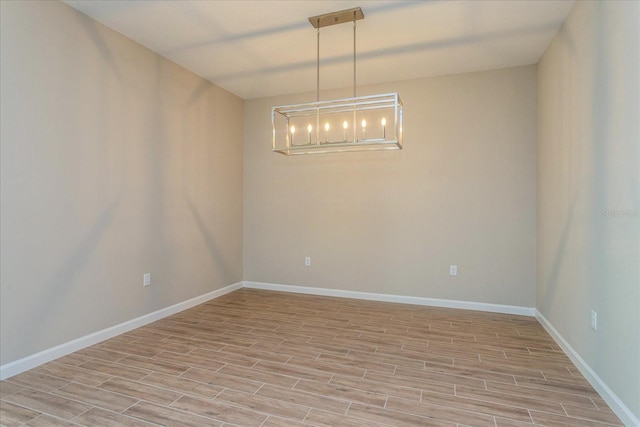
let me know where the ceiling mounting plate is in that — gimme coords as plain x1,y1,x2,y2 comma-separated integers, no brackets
309,7,364,29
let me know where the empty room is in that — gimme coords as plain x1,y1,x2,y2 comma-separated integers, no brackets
1,1,638,426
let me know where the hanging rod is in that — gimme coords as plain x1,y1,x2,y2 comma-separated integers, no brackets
308,7,364,28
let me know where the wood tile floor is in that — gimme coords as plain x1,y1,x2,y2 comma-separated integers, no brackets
1,289,623,426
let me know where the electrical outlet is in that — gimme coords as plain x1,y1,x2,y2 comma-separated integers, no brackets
449,265,458,276
591,310,597,330
143,273,151,287
305,257,311,266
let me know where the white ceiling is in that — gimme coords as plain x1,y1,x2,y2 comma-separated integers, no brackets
64,0,575,100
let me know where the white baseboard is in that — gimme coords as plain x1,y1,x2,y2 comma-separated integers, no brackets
243,281,536,317
536,311,639,427
0,282,243,381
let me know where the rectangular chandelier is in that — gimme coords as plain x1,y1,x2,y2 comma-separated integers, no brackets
272,93,402,155
271,7,403,156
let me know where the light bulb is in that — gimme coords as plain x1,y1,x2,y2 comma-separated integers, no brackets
324,122,330,131
381,117,386,126
290,125,295,134
361,119,367,128
307,124,312,133
343,121,348,129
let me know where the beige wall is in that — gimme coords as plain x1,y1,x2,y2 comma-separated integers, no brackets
0,1,243,365
244,66,537,307
537,0,639,420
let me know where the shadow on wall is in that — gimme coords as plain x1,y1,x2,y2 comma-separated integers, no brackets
25,197,121,351
14,8,227,355
539,10,578,314
185,196,235,284
76,10,124,83
18,12,131,351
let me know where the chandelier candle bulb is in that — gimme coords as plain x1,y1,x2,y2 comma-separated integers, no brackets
381,117,386,139
290,125,295,145
324,122,330,142
361,119,367,140
343,120,348,141
308,124,312,144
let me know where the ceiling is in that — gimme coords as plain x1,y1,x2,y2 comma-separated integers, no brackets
64,0,575,100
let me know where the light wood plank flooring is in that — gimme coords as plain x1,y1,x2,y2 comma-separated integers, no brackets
0,289,623,426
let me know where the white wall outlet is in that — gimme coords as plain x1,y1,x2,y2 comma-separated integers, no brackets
305,257,311,266
143,273,151,287
591,310,597,330
449,265,458,276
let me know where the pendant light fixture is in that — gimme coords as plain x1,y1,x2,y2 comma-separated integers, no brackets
272,7,403,155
